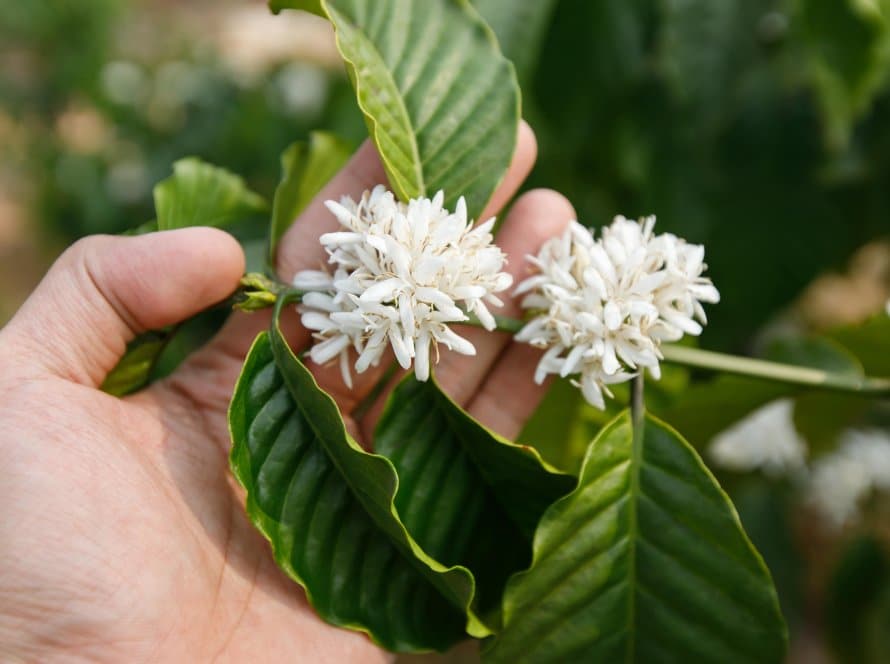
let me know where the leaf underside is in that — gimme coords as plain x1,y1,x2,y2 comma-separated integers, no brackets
375,376,574,616
484,411,787,663
229,325,485,652
276,0,520,221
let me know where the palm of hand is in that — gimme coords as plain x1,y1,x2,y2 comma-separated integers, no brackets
0,130,573,662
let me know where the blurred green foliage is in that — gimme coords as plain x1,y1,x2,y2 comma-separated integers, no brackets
0,0,366,243
3,0,888,352
522,0,889,349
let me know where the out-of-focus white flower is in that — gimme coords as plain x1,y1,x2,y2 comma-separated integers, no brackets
808,429,890,528
708,399,808,478
293,186,512,386
515,216,719,408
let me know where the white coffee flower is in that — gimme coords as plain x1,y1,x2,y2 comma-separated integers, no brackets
708,399,808,478
808,429,890,528
515,215,719,409
293,186,512,386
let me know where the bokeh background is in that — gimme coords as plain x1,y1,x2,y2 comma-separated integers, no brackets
1,1,889,661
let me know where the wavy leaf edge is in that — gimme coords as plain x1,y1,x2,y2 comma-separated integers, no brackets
228,317,493,649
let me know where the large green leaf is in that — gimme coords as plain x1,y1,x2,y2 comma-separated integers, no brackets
228,309,488,652
484,411,787,663
154,157,267,231
375,376,574,616
472,0,558,83
271,0,520,220
268,132,351,268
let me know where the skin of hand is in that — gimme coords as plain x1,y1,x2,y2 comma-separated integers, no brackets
0,123,574,663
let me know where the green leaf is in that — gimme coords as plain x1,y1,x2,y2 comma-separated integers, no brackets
472,0,558,83
154,157,268,231
228,310,489,652
484,411,787,663
375,376,574,616
273,0,521,220
270,0,324,16
101,330,170,396
798,0,890,148
269,132,351,268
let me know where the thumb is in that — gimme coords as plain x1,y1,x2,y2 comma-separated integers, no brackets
3,227,245,387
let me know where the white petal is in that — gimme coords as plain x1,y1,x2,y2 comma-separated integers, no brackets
473,302,496,331
438,327,476,356
320,231,363,246
310,335,351,365
292,270,333,291
414,330,431,381
389,328,413,369
339,350,354,389
361,277,404,303
604,301,623,331
324,200,355,226
301,312,334,331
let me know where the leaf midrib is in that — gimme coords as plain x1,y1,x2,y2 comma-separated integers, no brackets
324,1,424,198
268,324,480,625
626,412,643,664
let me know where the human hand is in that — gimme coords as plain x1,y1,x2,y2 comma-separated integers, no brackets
0,123,573,663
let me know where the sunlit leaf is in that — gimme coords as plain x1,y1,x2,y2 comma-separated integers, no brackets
271,0,520,220
154,157,267,231
268,132,351,268
484,411,787,663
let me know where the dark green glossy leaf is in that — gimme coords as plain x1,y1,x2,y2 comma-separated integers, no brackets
375,376,574,616
484,411,787,663
268,132,351,267
154,157,267,231
272,0,520,220
228,315,489,652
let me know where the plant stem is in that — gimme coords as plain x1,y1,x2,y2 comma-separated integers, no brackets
631,374,645,428
472,313,890,397
660,344,890,396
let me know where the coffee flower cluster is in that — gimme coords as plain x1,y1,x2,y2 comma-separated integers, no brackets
515,216,720,408
293,186,512,386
